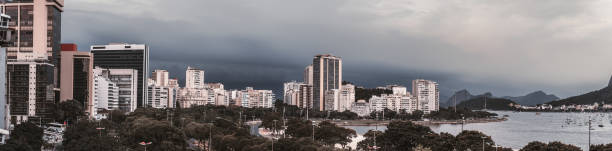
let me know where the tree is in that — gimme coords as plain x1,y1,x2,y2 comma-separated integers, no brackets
413,145,432,151
377,121,434,150
285,118,313,138
53,100,85,124
184,122,212,150
62,120,120,151
314,121,356,147
356,130,383,150
123,116,186,150
591,143,612,151
261,112,282,133
520,141,581,151
0,122,44,151
455,131,495,151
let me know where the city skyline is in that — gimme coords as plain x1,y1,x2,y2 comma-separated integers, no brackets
62,0,612,99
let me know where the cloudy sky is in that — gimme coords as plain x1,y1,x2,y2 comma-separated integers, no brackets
63,0,612,99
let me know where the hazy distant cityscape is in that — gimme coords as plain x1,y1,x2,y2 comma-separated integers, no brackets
2,0,612,151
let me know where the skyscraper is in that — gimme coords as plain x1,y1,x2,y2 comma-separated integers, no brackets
3,0,63,126
7,61,55,124
91,43,149,108
412,79,439,113
59,44,94,117
304,65,313,85
2,0,63,61
0,8,11,132
312,54,342,111
185,66,204,89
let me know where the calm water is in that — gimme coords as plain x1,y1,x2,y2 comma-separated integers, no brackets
344,111,612,150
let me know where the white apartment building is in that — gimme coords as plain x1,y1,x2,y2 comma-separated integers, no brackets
177,88,209,108
388,85,407,96
324,89,340,111
351,100,370,117
94,67,139,112
412,79,440,113
338,84,356,112
93,72,119,114
369,94,417,113
147,79,171,109
236,87,275,108
284,81,304,106
186,66,205,89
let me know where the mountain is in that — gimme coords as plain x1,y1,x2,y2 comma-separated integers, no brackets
441,90,492,107
456,96,517,110
548,86,612,106
502,91,559,106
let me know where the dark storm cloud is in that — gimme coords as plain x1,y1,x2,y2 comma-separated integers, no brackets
63,0,612,98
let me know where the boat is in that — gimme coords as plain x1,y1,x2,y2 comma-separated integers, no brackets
535,112,541,115
599,125,604,127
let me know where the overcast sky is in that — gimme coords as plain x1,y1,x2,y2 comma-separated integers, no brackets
63,0,612,98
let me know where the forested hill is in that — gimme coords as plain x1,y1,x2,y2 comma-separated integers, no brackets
456,97,517,110
547,86,612,106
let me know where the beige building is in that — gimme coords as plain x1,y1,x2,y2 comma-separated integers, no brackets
303,65,313,85
58,44,94,117
152,70,169,87
185,66,205,89
2,0,63,60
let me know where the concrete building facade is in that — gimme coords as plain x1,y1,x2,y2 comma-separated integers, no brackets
91,43,149,108
185,66,204,89
412,79,439,113
58,44,94,116
312,54,342,111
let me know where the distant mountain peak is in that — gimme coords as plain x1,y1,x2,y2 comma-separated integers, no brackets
503,90,559,106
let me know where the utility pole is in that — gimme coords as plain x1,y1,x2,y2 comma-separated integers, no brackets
589,116,592,151
312,121,316,141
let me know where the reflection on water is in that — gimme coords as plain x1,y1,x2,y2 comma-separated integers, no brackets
345,111,612,150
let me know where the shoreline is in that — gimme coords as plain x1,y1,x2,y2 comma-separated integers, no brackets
325,118,507,126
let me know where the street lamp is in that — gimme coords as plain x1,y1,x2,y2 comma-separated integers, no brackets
461,114,465,132
481,136,487,151
139,141,152,151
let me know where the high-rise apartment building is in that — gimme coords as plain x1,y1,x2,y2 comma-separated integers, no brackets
283,81,304,106
298,84,313,109
58,44,94,116
91,43,149,108
304,65,313,85
92,71,118,117
0,45,5,131
312,54,342,111
7,61,55,124
235,87,275,108
369,94,416,113
93,67,138,112
3,0,63,126
2,0,63,61
338,84,355,112
0,9,11,132
147,79,170,109
185,66,204,89
324,89,340,111
152,70,169,87
412,79,439,113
